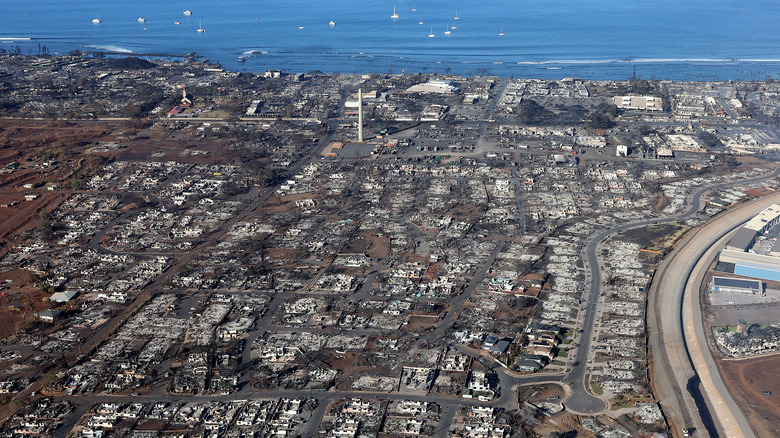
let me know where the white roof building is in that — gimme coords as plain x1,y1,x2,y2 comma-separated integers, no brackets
50,290,78,303
614,95,662,112
405,80,459,94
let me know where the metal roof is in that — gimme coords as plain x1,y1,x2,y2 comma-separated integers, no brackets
727,227,757,252
712,276,761,290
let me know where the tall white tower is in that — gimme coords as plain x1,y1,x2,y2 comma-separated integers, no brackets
358,89,364,142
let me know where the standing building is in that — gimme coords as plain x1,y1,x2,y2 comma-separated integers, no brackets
710,276,763,295
718,204,780,281
613,95,663,112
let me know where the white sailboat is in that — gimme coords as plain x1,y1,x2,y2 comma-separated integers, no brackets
418,17,423,25
454,11,460,20
428,28,435,38
391,6,399,19
444,25,451,36
197,20,205,32
499,27,505,36
91,18,101,24
329,20,337,26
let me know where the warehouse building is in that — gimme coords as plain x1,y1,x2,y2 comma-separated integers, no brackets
718,204,780,282
719,249,780,282
710,276,764,295
726,204,780,252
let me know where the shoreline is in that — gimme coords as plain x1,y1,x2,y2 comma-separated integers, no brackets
2,45,779,82
10,51,778,83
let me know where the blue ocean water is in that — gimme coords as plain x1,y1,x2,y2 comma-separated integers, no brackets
1,0,779,80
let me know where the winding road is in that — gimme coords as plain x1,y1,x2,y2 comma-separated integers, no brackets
49,161,780,437
10,80,780,437
565,167,780,418
649,182,780,438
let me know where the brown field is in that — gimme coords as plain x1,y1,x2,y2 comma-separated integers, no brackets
437,202,486,219
319,351,360,371
0,268,53,339
531,412,597,438
365,234,389,260
403,315,438,333
718,354,780,437
745,187,775,198
341,233,372,254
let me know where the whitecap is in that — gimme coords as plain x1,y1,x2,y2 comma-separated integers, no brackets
737,58,780,63
89,45,133,53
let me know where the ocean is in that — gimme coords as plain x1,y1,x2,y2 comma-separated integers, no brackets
2,0,779,80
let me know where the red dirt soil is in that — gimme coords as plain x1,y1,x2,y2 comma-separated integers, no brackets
718,354,780,437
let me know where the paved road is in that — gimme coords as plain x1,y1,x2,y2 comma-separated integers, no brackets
566,196,699,414
655,194,780,438
10,94,779,435
565,168,780,416
648,169,780,437
38,165,778,434
685,224,752,438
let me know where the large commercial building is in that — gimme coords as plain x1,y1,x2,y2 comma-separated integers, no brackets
719,204,780,281
405,80,459,94
720,249,780,281
725,204,780,252
710,276,763,295
613,95,663,112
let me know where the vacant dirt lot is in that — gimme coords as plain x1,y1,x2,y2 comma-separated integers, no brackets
719,354,780,437
403,315,438,333
0,269,52,338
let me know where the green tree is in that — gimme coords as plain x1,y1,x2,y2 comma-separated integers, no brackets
587,102,618,129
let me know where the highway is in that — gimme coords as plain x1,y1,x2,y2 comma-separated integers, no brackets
39,159,780,437
45,163,776,435
7,94,780,436
652,190,780,438
566,168,780,419
647,169,780,437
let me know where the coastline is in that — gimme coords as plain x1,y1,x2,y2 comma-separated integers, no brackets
8,50,779,84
